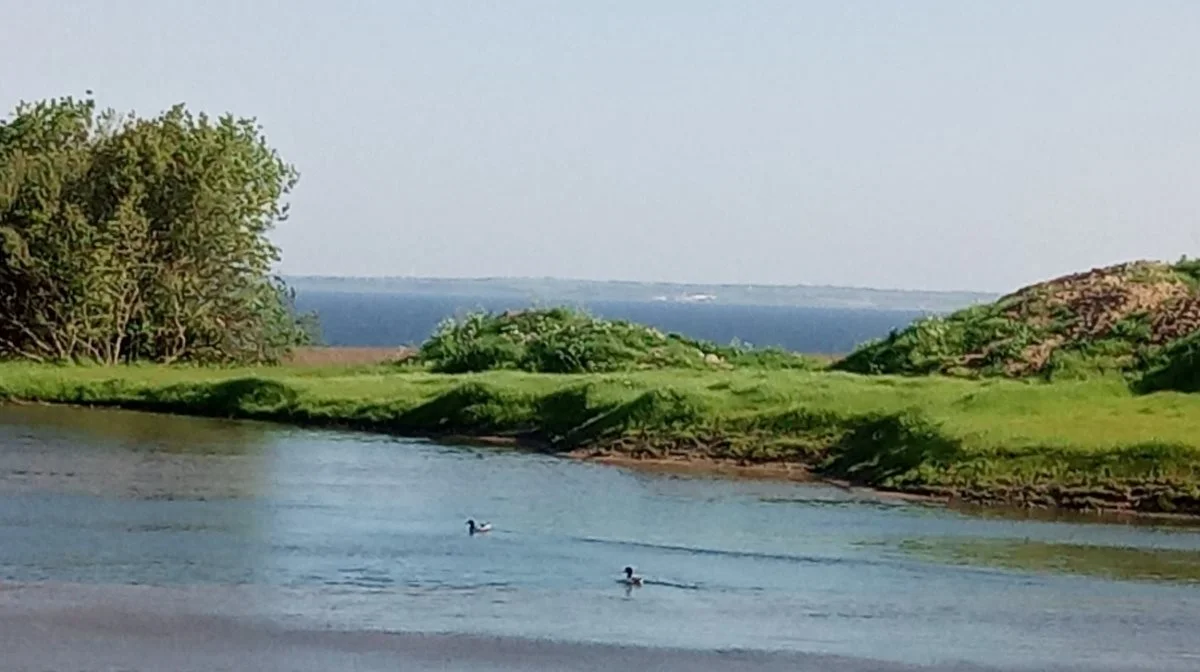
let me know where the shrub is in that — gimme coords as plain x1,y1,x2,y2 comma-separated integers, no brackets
416,307,818,374
1137,331,1200,394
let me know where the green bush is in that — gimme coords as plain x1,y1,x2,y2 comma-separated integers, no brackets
1137,331,1200,394
1172,255,1200,288
415,312,526,373
725,345,820,370
416,307,819,374
835,316,967,375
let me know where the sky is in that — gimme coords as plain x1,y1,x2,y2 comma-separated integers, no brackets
2,1,1198,292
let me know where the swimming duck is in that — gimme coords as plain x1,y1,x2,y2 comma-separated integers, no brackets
620,566,643,586
466,519,492,535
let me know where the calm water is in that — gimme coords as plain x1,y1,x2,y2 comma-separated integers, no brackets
293,290,929,353
3,406,1200,670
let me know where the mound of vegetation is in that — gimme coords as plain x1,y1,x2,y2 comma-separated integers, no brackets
1137,330,1200,394
415,307,817,374
836,259,1200,380
0,93,317,364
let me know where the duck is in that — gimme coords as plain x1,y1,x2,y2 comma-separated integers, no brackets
466,519,492,535
620,566,643,586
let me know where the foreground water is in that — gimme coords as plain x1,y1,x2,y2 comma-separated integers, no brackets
2,406,1200,671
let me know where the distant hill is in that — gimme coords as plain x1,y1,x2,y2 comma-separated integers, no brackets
283,275,996,313
836,259,1200,380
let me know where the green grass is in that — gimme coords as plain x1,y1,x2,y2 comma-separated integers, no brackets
2,362,1200,514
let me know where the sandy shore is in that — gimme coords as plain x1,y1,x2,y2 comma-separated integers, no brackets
0,582,1024,672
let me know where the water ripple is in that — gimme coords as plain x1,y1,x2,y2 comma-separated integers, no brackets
574,535,885,568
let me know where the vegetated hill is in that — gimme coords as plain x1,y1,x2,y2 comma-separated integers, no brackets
413,307,818,374
835,259,1200,381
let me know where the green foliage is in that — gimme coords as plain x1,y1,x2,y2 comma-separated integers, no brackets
822,410,961,488
393,381,534,432
1042,347,1129,382
836,261,1200,381
834,307,1038,376
722,343,821,370
1172,255,1200,288
416,307,819,374
1137,331,1200,394
0,93,316,364
416,312,527,373
1109,313,1154,343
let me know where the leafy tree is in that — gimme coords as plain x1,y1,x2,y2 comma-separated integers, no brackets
0,93,316,363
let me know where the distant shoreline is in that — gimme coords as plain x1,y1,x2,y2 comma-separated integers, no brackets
285,275,996,313
284,346,844,367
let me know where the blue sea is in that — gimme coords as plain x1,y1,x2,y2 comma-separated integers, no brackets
293,290,930,353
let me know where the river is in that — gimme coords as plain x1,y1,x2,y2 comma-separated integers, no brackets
2,405,1199,671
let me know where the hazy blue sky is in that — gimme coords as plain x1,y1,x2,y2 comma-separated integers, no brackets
3,1,1198,291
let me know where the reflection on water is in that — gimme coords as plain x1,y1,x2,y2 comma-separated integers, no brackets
0,405,274,500
948,500,1200,531
2,405,1200,671
0,403,273,454
898,538,1200,584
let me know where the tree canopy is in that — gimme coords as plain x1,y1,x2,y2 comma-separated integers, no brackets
0,93,316,364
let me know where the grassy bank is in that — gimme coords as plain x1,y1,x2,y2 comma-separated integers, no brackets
2,363,1200,517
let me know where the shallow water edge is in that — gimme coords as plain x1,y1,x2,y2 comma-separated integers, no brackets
0,582,1150,672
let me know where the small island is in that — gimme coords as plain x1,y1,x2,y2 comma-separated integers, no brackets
3,95,1200,519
